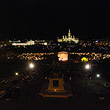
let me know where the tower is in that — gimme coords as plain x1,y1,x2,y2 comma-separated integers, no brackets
63,35,65,40
68,29,71,39
57,28,79,43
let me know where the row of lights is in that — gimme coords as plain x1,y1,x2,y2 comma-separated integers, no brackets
15,62,100,78
84,63,100,78
15,63,35,76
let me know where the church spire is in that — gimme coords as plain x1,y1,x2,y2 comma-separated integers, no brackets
69,29,71,33
68,28,71,38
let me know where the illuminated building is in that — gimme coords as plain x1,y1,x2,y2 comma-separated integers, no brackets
35,40,48,45
95,38,110,46
58,51,68,61
12,40,35,46
95,41,108,46
9,40,21,43
57,29,79,43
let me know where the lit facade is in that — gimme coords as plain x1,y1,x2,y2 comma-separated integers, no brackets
58,51,68,61
57,29,79,43
12,40,35,46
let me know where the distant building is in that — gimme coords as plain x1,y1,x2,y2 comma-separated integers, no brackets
0,40,11,47
95,38,110,46
35,40,48,45
58,51,68,61
11,40,35,46
9,40,21,43
10,39,55,47
57,29,79,44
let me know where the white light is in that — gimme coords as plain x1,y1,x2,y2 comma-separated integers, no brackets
96,40,98,43
85,64,91,70
44,42,47,45
15,72,19,76
29,63,34,69
96,74,100,78
54,89,57,92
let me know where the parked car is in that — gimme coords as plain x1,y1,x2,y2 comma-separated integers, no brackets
103,82,110,88
96,92,105,100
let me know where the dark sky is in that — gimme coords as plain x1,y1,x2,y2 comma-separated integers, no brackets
0,0,110,40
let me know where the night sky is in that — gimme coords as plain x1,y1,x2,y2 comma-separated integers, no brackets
0,0,110,40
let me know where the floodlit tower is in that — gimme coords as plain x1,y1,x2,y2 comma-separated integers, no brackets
64,35,67,42
63,35,65,40
68,29,71,39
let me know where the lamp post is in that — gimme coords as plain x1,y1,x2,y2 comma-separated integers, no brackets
96,74,100,78
96,74,101,84
85,64,91,70
28,63,35,75
15,72,19,76
29,63,34,69
84,63,91,76
84,63,92,86
14,72,19,80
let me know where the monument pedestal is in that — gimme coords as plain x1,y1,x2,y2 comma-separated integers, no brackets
48,78,64,92
39,78,72,98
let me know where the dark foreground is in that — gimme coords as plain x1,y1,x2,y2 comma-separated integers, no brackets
0,73,110,110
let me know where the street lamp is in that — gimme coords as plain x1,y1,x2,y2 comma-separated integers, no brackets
96,74,100,78
28,63,35,75
85,64,91,70
29,63,34,69
15,72,19,76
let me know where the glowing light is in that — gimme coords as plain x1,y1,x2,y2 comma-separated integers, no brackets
15,72,19,76
85,64,91,70
29,63,34,69
96,74,100,78
58,51,68,61
44,42,47,45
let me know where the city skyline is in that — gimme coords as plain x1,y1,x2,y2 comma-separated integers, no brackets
0,28,110,41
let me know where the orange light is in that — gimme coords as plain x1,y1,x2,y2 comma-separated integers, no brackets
58,51,68,61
